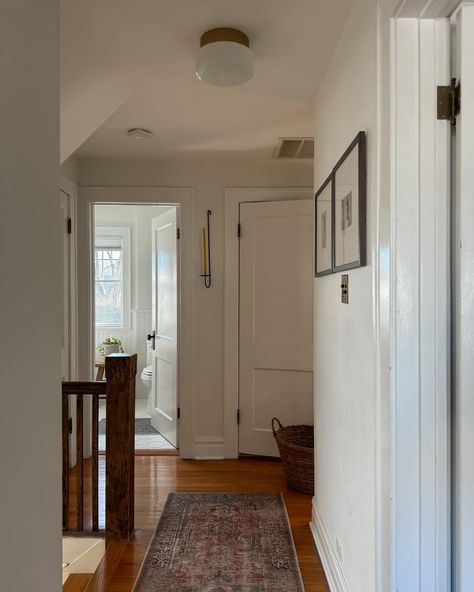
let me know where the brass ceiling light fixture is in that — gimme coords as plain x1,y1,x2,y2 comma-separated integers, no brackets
195,27,254,87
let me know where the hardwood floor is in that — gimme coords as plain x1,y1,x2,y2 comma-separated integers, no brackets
70,456,329,591
63,573,94,592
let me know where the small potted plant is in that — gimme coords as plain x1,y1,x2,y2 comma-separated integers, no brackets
96,337,124,360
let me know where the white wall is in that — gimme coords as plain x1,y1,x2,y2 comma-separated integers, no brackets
311,0,378,591
78,158,313,448
94,204,170,397
0,1,61,590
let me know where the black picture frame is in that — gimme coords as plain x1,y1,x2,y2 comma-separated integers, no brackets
314,172,334,277
332,131,366,272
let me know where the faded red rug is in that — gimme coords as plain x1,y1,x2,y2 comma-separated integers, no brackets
132,492,304,591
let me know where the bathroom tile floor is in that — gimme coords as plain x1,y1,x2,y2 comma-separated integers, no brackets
98,399,175,451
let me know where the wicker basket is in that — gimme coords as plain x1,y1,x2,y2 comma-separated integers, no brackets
272,417,314,495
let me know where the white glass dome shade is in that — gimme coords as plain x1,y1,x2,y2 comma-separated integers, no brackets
196,27,254,87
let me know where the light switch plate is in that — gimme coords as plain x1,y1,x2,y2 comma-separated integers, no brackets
341,274,349,304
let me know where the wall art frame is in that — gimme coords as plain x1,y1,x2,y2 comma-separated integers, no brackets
332,131,367,272
314,172,334,277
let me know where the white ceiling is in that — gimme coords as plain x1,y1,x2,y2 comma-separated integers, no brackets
61,0,352,162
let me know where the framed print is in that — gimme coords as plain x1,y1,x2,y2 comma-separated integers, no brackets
333,131,366,271
314,173,333,277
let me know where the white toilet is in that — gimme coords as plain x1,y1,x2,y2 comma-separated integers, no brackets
140,341,153,414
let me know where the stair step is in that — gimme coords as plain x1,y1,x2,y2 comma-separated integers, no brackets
63,573,94,592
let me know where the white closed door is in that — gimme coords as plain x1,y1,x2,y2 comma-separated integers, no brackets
239,199,313,456
150,208,178,447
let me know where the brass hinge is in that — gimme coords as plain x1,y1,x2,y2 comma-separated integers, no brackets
177,406,181,420
437,78,460,126
237,409,240,425
237,223,241,239
67,217,72,235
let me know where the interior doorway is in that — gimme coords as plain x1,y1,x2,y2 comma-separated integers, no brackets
92,203,179,452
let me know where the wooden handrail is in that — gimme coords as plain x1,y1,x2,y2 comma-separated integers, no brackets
62,381,107,395
62,354,137,544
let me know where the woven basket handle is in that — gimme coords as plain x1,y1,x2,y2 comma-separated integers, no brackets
271,417,284,434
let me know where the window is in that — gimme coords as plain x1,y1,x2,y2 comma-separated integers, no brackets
95,227,131,328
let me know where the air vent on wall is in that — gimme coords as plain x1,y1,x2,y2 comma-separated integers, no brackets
274,137,314,159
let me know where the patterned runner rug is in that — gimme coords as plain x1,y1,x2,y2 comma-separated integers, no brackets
98,417,159,435
132,492,304,592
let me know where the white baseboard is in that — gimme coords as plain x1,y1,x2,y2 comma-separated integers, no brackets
310,499,351,592
193,437,225,459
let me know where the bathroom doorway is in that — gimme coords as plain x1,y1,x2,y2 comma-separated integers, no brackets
93,203,179,452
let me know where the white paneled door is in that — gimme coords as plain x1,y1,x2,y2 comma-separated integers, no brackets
239,199,313,456
150,208,178,447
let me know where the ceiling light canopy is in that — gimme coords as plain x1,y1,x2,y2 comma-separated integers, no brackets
196,27,254,87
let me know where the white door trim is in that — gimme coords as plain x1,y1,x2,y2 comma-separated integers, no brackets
77,186,194,459
378,1,457,589
224,187,313,459
60,175,78,381
60,176,79,465
452,5,474,590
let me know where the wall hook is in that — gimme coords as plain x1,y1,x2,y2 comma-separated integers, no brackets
200,209,212,288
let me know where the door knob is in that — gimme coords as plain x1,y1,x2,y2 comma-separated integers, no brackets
147,330,156,350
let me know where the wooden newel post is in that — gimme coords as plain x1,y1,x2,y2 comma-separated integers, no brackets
105,354,137,543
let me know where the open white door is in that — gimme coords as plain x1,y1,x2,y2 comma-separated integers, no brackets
453,5,474,591
239,199,313,456
150,208,178,447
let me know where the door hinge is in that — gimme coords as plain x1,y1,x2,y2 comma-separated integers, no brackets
177,406,181,420
237,223,241,239
67,217,72,235
68,417,73,434
177,228,181,240
437,78,460,126
237,409,240,425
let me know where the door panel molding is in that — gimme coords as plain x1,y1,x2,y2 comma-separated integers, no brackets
224,187,312,459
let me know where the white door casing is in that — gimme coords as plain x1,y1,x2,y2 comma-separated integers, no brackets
452,5,474,591
60,176,79,464
150,208,179,447
60,189,71,381
388,13,451,592
79,187,193,458
238,199,313,456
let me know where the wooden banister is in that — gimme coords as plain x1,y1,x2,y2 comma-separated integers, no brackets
62,354,137,544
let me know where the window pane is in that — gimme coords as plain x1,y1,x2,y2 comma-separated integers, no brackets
95,249,122,281
95,281,123,326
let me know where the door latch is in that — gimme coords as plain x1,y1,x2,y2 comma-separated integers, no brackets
147,330,156,350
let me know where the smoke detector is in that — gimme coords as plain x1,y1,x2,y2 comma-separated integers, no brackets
127,128,153,140
274,137,314,159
